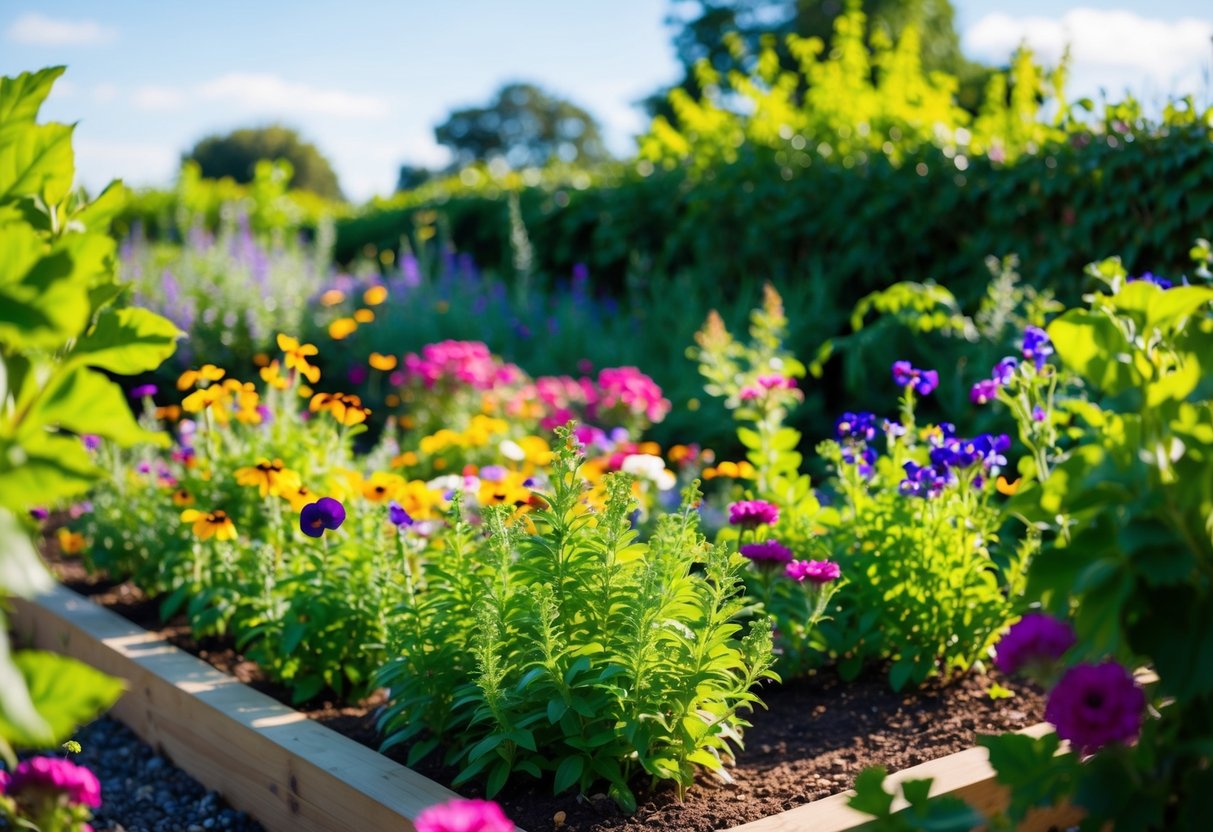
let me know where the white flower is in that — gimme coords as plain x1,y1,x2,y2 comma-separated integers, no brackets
621,454,677,491
500,439,525,461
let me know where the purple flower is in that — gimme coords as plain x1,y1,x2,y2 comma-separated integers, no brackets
1022,326,1054,370
130,383,158,398
29,507,49,521
899,461,951,499
728,500,780,527
348,365,369,385
785,559,840,584
415,798,513,832
81,434,101,451
479,465,508,483
8,756,102,808
970,379,999,405
1128,271,1173,290
841,444,878,478
1033,405,1047,422
388,501,414,528
300,497,346,538
836,412,878,442
740,539,793,564
892,361,939,395
1045,661,1145,754
992,357,1018,385
994,613,1076,676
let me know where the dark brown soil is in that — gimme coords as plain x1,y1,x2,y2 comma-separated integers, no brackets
48,555,1045,832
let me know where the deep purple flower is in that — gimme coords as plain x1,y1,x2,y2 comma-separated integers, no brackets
348,365,369,385
994,613,1076,676
970,379,999,405
415,798,513,832
899,461,951,499
841,444,878,478
130,383,158,398
8,756,102,808
1128,271,1173,290
992,357,1018,385
388,500,414,528
729,500,780,527
1033,405,1047,422
740,539,794,564
29,507,49,521
892,361,939,395
81,434,101,451
1045,661,1145,754
300,497,346,538
836,412,878,442
1022,326,1054,370
785,559,841,584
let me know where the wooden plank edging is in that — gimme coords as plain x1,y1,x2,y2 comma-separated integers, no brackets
8,584,469,832
9,584,1083,832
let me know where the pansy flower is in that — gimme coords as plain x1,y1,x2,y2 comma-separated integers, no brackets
300,497,346,538
1022,327,1054,370
180,509,237,541
891,361,939,396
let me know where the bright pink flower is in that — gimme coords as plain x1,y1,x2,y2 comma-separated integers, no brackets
785,559,841,584
740,539,793,564
728,500,780,527
9,756,102,808
414,798,513,832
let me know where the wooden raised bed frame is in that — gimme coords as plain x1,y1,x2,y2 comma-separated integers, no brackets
9,585,1083,832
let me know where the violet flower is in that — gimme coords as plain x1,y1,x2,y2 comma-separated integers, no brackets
1044,661,1145,754
785,559,841,584
994,612,1076,676
728,500,780,528
300,497,346,538
740,539,794,564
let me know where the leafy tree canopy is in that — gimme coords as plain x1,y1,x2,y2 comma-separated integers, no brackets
435,82,611,169
183,125,343,200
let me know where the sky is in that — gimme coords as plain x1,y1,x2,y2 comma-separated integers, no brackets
2,1,1211,201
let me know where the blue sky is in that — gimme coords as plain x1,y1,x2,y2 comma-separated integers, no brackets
2,1,1210,200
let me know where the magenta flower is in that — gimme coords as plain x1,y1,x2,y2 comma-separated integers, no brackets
300,497,346,538
785,559,840,584
8,756,102,808
994,613,1076,676
740,539,793,564
388,500,414,528
1045,661,1145,754
891,361,939,395
728,500,780,527
81,434,101,451
129,383,158,398
414,798,513,832
970,378,999,405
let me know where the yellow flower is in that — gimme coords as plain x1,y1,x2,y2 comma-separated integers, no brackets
277,334,321,384
320,289,346,307
363,285,388,306
419,429,461,455
309,392,371,426
57,528,85,555
182,385,228,417
177,364,225,391
395,479,439,520
260,360,289,390
155,405,182,422
180,509,237,541
328,318,358,340
235,458,302,497
478,472,532,507
391,450,419,469
996,476,1021,496
369,352,398,371
353,308,375,324
282,484,316,513
171,488,194,507
362,471,406,503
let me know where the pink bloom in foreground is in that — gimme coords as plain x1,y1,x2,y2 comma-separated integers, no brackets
785,559,841,584
414,799,513,832
9,756,102,808
728,500,779,527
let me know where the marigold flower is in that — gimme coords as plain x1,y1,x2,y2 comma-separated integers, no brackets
320,288,346,306
8,756,101,808
310,392,371,426
277,333,321,383
415,798,512,832
328,317,359,340
300,497,346,538
363,284,389,305
785,559,841,584
353,308,375,323
1045,661,1145,754
181,509,237,541
236,458,302,497
994,612,1075,676
729,500,780,527
177,364,225,391
57,528,86,555
369,352,398,371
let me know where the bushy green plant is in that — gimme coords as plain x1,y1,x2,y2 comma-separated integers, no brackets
377,425,777,810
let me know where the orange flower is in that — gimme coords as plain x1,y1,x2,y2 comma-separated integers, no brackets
177,364,225,391
362,471,406,503
391,450,419,469
320,289,346,307
180,509,237,541
328,318,358,340
252,352,271,367
369,352,398,371
310,392,371,426
996,476,1021,496
353,308,375,324
277,334,320,383
155,405,182,422
171,488,194,506
363,285,388,306
57,528,85,555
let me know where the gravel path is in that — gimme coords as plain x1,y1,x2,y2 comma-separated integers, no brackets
71,717,263,832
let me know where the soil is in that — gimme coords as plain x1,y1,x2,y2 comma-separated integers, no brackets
47,555,1047,832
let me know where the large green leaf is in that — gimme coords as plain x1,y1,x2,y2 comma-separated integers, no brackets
72,307,181,374
72,179,128,232
0,650,125,748
0,66,65,126
25,366,166,447
0,434,100,511
1048,310,1136,395
0,223,91,348
0,506,53,597
0,631,47,763
0,121,75,206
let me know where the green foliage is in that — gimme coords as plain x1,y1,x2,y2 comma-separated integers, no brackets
435,82,611,169
0,64,176,761
184,124,344,200
848,766,986,831
377,425,776,808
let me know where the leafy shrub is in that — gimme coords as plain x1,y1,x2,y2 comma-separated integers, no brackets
377,426,777,810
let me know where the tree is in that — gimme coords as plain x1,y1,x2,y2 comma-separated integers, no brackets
183,125,343,200
396,164,436,192
434,82,610,169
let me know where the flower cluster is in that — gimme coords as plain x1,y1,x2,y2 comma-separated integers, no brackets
403,340,523,391
891,361,939,395
590,366,671,426
2,755,102,809
835,411,879,477
899,432,1011,497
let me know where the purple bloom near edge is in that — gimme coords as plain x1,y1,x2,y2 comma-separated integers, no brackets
728,500,780,527
994,612,1076,676
740,539,794,564
300,497,346,538
892,361,939,396
1045,661,1145,754
415,798,513,832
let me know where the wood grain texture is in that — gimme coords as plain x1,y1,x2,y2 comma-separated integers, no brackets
8,584,472,832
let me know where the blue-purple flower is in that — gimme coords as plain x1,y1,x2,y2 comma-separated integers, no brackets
130,383,158,398
891,361,939,395
300,497,346,538
835,411,878,442
1022,327,1054,370
1128,271,1173,290
992,357,1018,385
740,539,794,565
1044,661,1145,754
388,500,414,528
970,378,999,405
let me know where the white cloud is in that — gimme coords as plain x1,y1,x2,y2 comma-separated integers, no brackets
964,9,1213,100
6,12,116,46
132,85,187,111
197,73,389,118
73,139,179,190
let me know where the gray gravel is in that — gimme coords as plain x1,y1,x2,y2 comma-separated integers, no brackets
71,717,264,832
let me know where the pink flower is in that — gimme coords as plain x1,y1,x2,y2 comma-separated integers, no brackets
9,756,102,808
785,559,841,584
728,500,779,527
414,798,513,832
739,539,793,564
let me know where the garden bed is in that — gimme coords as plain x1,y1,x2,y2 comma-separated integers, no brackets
13,563,1085,832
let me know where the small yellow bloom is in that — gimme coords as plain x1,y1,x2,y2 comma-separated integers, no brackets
362,471,406,503
363,285,388,306
298,384,314,398
310,392,371,426
235,458,302,497
277,334,321,383
57,528,86,555
395,479,439,520
155,405,182,422
320,289,346,307
177,364,225,391
282,484,316,513
369,352,398,371
328,317,359,340
996,476,1021,496
353,308,375,324
260,360,289,390
171,488,194,507
180,508,237,541
391,450,419,468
